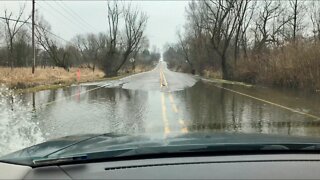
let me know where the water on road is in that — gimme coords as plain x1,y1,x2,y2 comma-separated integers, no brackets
1,62,320,156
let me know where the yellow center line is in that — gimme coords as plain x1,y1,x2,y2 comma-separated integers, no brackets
161,93,171,136
168,93,189,133
159,65,168,87
211,83,320,120
160,65,188,134
169,95,178,113
162,70,168,87
179,119,185,126
181,127,189,133
159,68,164,87
179,118,188,133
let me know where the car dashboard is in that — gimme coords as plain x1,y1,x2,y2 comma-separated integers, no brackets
1,154,320,179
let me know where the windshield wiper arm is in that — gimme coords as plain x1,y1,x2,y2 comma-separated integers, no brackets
32,143,320,167
33,155,88,166
43,133,115,158
32,148,136,166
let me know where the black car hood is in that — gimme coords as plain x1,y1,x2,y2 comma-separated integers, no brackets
2,132,320,161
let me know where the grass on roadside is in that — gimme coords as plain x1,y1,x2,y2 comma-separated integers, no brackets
0,65,155,93
0,67,104,92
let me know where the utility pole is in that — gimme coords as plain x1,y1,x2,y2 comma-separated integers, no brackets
32,0,35,74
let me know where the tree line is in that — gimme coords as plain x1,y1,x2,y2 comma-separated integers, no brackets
164,0,320,90
0,2,160,75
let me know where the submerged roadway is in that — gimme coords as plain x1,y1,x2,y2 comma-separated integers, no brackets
1,61,320,156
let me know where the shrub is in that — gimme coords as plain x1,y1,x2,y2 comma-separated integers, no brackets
235,41,320,91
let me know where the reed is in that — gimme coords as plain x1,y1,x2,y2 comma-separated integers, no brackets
235,41,320,91
0,67,105,89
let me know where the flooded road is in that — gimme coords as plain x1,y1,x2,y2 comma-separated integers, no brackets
1,62,320,156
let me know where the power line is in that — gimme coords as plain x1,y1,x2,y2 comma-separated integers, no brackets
59,1,97,32
2,1,102,45
0,16,28,24
0,16,72,44
35,2,81,34
52,1,90,31
31,23,72,44
54,0,97,33
39,1,92,34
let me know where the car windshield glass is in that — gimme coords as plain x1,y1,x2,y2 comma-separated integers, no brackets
1,0,320,166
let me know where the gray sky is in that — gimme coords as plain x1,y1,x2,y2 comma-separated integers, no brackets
0,1,189,52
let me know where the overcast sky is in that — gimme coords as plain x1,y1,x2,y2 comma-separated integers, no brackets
0,1,189,52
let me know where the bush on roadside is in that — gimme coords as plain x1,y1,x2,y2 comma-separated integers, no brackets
202,68,222,79
235,40,320,91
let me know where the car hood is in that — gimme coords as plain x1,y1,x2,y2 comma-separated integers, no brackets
3,132,320,161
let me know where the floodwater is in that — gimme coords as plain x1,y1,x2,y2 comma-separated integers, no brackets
1,79,320,156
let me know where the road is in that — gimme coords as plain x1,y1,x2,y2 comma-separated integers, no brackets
89,62,197,92
1,61,320,156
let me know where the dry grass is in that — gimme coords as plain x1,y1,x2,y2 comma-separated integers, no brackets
0,67,105,89
135,65,154,73
235,41,320,91
118,64,154,74
202,68,222,79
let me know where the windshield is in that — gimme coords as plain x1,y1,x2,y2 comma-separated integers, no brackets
1,0,320,166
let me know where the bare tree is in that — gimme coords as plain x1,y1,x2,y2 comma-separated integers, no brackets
234,0,253,64
310,1,320,41
73,34,87,64
177,31,193,70
252,0,292,51
289,0,306,42
14,28,32,67
184,1,214,74
291,0,298,41
114,4,148,73
35,17,70,70
239,1,256,58
103,1,122,75
3,5,30,68
201,0,246,79
73,34,101,70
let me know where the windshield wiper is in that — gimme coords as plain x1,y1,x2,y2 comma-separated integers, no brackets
31,143,320,167
42,133,116,158
33,148,136,166
33,155,88,166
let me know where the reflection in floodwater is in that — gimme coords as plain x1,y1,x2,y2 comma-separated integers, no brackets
31,87,149,139
1,80,320,156
174,81,320,136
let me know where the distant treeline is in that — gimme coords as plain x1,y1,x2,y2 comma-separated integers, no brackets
0,2,160,76
164,0,320,91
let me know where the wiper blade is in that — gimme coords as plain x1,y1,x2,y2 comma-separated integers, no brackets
43,133,116,158
32,148,135,166
32,143,320,167
33,155,88,166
